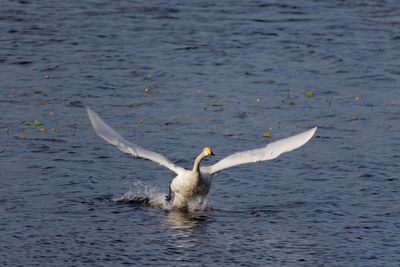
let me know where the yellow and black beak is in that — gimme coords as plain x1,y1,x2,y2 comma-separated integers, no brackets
206,147,215,156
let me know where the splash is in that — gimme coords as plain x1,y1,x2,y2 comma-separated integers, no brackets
113,180,171,210
112,180,212,212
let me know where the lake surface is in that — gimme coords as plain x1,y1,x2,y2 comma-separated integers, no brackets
1,0,400,266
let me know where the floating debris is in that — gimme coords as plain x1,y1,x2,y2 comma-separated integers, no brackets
33,120,42,127
44,73,49,79
288,101,296,106
256,97,261,102
262,131,271,138
33,90,42,95
355,96,361,102
128,102,153,109
21,121,31,127
70,100,83,107
146,74,153,81
39,127,46,133
164,120,180,126
5,128,10,135
306,90,314,98
143,85,151,93
137,119,144,125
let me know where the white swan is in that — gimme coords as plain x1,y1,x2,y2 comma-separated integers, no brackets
87,107,317,211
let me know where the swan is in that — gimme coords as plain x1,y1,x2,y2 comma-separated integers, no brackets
87,107,317,211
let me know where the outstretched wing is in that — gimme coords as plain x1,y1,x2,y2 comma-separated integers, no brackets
201,127,317,175
87,107,185,174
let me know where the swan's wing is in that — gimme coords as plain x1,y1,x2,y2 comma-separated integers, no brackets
201,127,317,175
87,107,185,174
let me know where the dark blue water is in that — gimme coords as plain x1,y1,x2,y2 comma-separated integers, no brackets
1,0,400,265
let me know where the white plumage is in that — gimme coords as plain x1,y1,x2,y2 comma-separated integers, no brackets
87,107,317,211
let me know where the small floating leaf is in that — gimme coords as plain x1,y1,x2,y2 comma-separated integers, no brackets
288,101,296,106
137,119,144,125
143,85,151,93
146,74,153,81
39,127,46,132
33,120,42,127
33,90,42,95
21,121,31,126
262,131,271,138
306,90,314,98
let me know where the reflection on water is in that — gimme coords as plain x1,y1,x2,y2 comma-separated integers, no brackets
164,210,209,250
164,210,208,229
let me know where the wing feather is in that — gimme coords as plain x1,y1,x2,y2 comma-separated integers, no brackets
87,107,184,174
201,127,317,175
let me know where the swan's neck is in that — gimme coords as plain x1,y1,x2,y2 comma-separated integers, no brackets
192,153,205,173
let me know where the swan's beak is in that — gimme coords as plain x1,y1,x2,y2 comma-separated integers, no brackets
205,147,215,156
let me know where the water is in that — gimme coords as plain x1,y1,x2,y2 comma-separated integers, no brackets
1,0,400,265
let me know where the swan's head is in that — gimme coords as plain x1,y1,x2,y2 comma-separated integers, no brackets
203,147,215,157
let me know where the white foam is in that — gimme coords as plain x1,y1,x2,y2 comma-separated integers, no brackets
113,180,211,212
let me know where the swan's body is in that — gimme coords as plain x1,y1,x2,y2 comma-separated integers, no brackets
169,148,214,209
87,107,317,211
